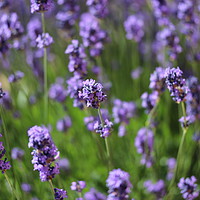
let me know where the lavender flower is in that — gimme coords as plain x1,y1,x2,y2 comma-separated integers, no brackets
21,183,32,193
56,116,72,132
0,0,10,9
36,33,53,49
149,67,166,93
186,77,200,121
94,119,113,138
84,188,106,200
141,91,159,114
0,86,5,99
79,13,108,57
11,147,24,160
8,71,24,83
135,127,154,168
179,115,195,128
131,67,143,80
164,67,189,103
166,158,176,180
0,91,12,110
57,158,70,172
78,79,107,109
0,134,11,173
65,40,87,77
71,181,86,192
30,0,53,13
124,15,144,42
178,176,199,200
106,168,133,200
27,126,60,182
54,188,68,200
49,79,67,103
144,180,166,200
86,0,108,18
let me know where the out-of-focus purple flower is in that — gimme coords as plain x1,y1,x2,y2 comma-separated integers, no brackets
86,0,108,18
131,67,143,80
164,67,189,103
178,176,199,200
11,147,24,160
166,158,176,180
156,24,182,60
57,158,70,172
186,77,200,121
0,91,12,110
149,67,166,93
94,119,113,138
0,86,5,99
84,188,106,200
65,40,87,77
54,188,68,200
30,0,53,13
0,0,10,9
144,180,166,199
36,33,53,49
8,71,24,83
79,13,108,57
0,134,11,173
84,109,109,132
113,99,136,124
27,126,60,182
56,116,72,132
78,79,107,109
49,79,67,103
27,17,42,46
71,181,86,192
124,15,144,42
118,124,126,137
141,91,159,114
135,127,154,168
106,168,132,200
179,115,195,128
21,183,31,193
66,75,84,109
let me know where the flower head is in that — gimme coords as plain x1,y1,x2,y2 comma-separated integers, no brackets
36,33,53,48
84,188,106,200
71,181,86,192
54,188,68,200
94,119,113,138
30,0,53,13
178,176,199,200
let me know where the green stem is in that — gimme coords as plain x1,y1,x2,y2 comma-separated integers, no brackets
4,173,20,200
41,13,48,124
97,107,111,169
166,102,188,199
48,180,55,198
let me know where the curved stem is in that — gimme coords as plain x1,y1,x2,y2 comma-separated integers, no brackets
4,173,20,200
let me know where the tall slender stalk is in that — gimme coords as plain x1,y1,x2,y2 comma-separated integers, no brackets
166,102,188,199
48,180,55,199
41,12,48,124
97,107,111,169
4,173,20,200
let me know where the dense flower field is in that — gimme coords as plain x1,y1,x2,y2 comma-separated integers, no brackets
0,0,200,200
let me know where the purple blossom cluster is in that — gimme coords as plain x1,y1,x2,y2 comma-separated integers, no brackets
71,181,86,192
56,0,79,36
79,13,108,57
186,77,200,122
56,116,72,132
144,180,166,200
106,168,133,200
0,86,5,99
166,158,176,180
0,134,11,173
8,71,24,83
178,176,199,200
27,126,60,182
164,67,189,103
112,99,136,136
94,119,113,138
135,127,154,168
65,40,87,77
66,75,84,109
30,0,53,13
86,0,108,18
124,15,144,42
54,188,68,200
49,79,67,103
36,33,53,49
84,188,106,200
78,79,107,109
